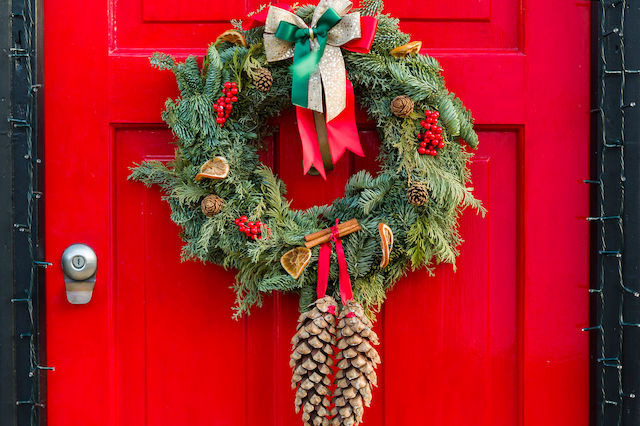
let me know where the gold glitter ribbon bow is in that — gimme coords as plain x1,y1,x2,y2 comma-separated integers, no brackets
263,0,362,121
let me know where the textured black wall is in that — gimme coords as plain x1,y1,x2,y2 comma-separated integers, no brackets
1,0,45,424
591,1,640,425
0,0,16,421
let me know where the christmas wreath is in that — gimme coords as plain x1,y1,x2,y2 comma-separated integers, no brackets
131,1,481,423
130,0,481,316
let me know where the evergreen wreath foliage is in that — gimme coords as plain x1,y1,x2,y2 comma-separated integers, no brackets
130,0,483,318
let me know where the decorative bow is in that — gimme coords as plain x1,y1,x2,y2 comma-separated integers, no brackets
261,0,378,178
272,8,342,110
264,0,365,119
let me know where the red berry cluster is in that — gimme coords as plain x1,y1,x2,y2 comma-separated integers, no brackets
234,215,263,240
417,110,444,156
214,82,239,126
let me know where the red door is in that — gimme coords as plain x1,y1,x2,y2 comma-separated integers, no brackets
44,1,590,425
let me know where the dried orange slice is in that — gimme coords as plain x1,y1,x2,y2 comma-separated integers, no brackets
281,247,312,279
215,29,247,47
195,157,229,181
378,223,394,268
390,41,422,58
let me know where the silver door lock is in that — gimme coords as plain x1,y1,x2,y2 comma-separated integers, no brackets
61,244,97,304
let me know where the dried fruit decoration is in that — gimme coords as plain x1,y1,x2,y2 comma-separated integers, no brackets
281,247,312,279
389,40,422,58
378,223,393,268
195,157,230,181
215,29,247,47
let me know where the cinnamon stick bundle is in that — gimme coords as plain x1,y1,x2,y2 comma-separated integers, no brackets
304,219,361,249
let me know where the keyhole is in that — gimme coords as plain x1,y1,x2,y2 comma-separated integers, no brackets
72,255,86,269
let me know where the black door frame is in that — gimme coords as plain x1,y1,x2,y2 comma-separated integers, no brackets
0,0,46,424
590,1,640,425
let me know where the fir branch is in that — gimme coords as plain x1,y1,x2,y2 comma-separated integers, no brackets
437,94,461,137
203,44,223,98
128,160,176,189
150,52,175,70
358,0,384,17
170,183,209,205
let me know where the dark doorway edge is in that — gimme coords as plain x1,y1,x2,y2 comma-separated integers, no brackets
2,0,46,425
590,1,640,425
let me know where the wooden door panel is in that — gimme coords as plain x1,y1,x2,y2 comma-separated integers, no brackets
390,0,491,21
46,0,590,424
385,130,517,425
106,55,527,128
392,1,520,50
115,128,280,425
110,119,515,425
142,0,247,23
113,0,519,51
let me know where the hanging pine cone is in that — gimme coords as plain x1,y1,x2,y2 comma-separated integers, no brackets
332,300,381,426
390,95,414,118
201,194,224,217
290,296,338,426
253,67,273,92
407,183,429,206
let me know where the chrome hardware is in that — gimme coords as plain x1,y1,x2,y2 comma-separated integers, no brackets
61,244,97,304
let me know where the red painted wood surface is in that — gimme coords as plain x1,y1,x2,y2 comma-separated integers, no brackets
44,0,590,425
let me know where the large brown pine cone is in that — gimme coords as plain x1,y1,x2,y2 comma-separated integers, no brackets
253,67,273,92
290,296,338,426
331,300,381,426
407,183,429,206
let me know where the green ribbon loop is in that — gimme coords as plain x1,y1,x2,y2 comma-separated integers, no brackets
274,8,342,108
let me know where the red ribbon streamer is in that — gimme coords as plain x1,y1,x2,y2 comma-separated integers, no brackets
326,79,363,166
316,220,354,305
317,241,331,298
296,106,327,178
295,16,377,179
296,79,364,179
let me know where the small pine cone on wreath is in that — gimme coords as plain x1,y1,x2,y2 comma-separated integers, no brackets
253,67,273,92
407,183,429,206
390,95,414,118
201,194,224,217
290,296,338,426
332,300,381,426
